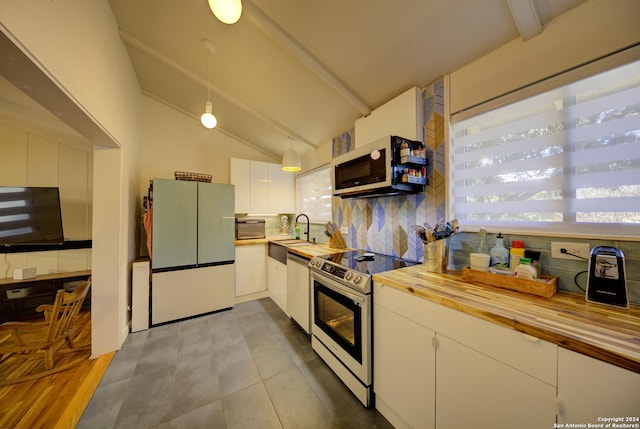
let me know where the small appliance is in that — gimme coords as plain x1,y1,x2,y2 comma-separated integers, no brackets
586,246,628,308
235,217,265,240
332,135,428,198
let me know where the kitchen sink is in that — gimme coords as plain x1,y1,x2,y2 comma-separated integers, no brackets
273,239,313,247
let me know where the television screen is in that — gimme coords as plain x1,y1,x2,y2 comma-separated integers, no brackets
0,187,65,246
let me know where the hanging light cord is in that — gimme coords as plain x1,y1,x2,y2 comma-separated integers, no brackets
206,53,211,102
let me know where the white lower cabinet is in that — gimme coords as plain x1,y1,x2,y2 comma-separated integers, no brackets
287,255,310,333
374,281,557,429
557,347,640,423
435,333,556,429
235,244,267,301
373,303,435,429
267,257,288,315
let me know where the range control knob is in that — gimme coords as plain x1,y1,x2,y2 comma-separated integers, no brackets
344,271,353,281
353,275,362,284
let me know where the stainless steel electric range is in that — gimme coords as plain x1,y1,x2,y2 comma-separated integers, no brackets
308,250,418,407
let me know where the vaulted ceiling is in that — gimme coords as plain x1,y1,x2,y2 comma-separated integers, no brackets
1,0,586,159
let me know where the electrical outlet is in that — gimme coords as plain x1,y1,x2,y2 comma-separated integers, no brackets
340,226,348,235
550,242,590,261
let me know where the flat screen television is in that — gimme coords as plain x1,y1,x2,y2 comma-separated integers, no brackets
0,186,65,246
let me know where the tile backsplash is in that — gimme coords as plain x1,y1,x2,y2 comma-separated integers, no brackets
449,232,640,306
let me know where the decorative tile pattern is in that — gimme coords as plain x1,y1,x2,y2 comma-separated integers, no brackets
333,79,446,262
332,129,354,158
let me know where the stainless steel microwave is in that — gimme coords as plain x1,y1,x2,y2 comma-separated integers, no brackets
332,135,428,198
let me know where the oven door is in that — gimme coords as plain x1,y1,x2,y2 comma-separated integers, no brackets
310,269,371,384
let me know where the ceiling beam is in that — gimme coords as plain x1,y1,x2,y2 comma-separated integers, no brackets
507,0,543,41
243,1,371,117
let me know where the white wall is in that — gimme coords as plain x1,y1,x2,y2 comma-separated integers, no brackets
139,96,276,193
0,0,143,355
449,0,640,114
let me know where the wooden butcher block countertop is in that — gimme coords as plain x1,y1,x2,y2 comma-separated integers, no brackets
286,243,351,259
235,237,350,258
372,265,640,374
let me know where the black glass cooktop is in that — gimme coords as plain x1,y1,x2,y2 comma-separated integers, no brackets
317,250,418,276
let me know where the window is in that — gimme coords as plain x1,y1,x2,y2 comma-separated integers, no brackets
296,165,332,223
451,59,640,238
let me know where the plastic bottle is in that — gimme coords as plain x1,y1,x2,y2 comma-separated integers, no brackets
477,227,490,255
489,232,509,267
525,250,542,277
295,223,300,239
510,240,525,269
514,258,537,279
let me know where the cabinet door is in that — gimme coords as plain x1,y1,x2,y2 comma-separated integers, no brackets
558,348,640,423
267,258,287,314
152,179,197,270
374,303,435,429
267,163,295,214
197,183,235,264
250,161,269,214
235,245,266,297
287,258,310,333
230,158,251,213
436,334,556,429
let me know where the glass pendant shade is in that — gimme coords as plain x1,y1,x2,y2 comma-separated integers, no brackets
208,0,242,24
282,147,301,171
201,101,217,129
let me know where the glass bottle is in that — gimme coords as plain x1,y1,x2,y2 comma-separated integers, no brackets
477,227,489,255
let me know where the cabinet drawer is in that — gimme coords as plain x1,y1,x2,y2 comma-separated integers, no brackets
374,282,557,386
374,281,439,328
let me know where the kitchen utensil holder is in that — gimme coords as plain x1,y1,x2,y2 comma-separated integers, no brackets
424,238,449,273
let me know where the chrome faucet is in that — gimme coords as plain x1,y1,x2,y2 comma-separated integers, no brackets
295,213,310,242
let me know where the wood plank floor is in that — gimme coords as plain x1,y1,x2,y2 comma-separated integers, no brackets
0,311,114,429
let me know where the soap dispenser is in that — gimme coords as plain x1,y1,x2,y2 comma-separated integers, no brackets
489,232,509,267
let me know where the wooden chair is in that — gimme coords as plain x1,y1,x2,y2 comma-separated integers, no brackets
0,278,91,385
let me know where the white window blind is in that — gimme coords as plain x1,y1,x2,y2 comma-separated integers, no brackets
451,59,640,237
296,165,332,223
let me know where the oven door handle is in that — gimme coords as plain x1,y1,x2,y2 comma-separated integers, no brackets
310,271,366,304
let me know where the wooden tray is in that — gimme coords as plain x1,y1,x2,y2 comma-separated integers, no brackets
461,267,558,298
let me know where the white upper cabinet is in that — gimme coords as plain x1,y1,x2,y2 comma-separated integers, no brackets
267,162,295,214
230,158,251,214
230,158,295,214
250,160,269,214
354,86,423,148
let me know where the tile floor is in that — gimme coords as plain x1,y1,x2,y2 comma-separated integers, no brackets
78,298,393,429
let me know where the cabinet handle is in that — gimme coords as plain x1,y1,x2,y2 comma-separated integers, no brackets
523,333,539,342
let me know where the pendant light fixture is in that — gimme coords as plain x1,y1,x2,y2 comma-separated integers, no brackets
282,138,301,172
200,39,218,129
208,0,242,25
